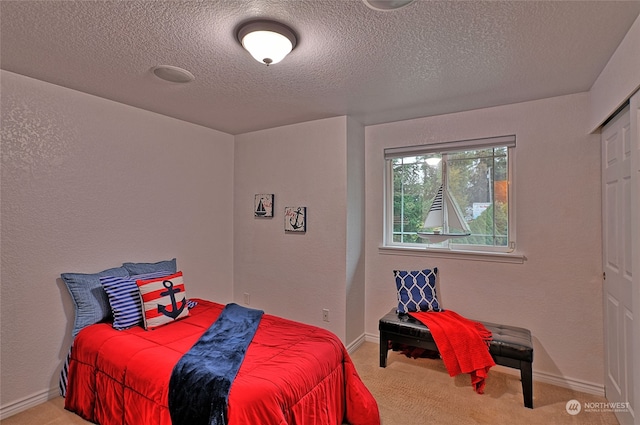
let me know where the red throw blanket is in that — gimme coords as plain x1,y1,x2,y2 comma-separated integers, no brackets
409,310,495,394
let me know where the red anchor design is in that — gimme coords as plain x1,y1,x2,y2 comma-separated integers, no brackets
158,279,186,319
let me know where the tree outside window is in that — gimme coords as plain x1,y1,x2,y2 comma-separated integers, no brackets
386,137,514,252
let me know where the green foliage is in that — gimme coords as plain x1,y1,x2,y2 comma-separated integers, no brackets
461,202,508,246
392,158,440,243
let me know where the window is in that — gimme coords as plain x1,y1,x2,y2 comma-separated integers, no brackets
384,135,515,253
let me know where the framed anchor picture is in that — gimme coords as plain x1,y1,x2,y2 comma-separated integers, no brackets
284,206,306,233
254,194,274,217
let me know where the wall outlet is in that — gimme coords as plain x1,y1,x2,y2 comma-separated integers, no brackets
322,308,329,322
243,293,250,305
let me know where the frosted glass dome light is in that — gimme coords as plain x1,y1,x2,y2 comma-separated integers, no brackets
237,20,297,66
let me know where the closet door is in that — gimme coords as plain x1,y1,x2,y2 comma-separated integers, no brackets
602,105,634,425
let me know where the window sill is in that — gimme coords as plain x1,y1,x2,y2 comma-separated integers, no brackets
378,245,526,264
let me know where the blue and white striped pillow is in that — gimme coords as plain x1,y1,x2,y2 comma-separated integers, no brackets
100,271,173,330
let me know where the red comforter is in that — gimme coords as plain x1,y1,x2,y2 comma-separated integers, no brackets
65,299,379,425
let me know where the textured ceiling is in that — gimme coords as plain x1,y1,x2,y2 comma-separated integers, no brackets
2,1,639,135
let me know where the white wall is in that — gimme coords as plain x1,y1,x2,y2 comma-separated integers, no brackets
345,117,366,345
589,14,640,131
0,71,235,413
365,93,605,393
233,116,365,342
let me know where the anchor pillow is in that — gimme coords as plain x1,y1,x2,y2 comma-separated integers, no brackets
100,271,175,331
136,271,189,330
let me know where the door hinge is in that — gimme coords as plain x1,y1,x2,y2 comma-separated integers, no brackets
603,272,606,280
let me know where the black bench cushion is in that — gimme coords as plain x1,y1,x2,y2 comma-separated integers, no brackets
379,309,533,363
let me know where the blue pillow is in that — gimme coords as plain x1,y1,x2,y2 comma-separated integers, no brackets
394,268,441,313
61,266,130,338
122,258,177,275
100,271,173,330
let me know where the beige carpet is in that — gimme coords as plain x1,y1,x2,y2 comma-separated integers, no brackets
352,342,618,425
1,341,619,425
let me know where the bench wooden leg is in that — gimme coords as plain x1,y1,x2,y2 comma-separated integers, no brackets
379,333,388,368
520,361,533,408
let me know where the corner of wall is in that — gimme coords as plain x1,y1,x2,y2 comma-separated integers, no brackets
588,14,640,132
345,117,366,345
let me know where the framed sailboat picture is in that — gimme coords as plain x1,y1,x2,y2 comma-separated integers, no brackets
254,194,274,217
284,206,306,232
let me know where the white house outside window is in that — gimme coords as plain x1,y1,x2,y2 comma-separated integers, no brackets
384,135,516,254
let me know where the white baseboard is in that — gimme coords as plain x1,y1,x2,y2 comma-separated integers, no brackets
532,370,605,397
346,333,367,354
365,333,379,345
364,332,606,397
0,386,59,420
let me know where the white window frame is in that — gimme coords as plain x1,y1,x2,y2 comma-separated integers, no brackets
383,135,521,262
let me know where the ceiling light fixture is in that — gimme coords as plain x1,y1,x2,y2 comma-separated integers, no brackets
236,20,297,66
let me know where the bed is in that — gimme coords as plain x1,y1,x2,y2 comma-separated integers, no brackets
63,298,380,425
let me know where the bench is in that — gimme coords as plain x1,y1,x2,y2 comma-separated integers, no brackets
379,308,534,408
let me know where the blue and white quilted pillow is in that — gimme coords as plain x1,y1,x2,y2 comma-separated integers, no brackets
100,271,173,330
394,268,441,313
122,258,177,276
61,266,130,338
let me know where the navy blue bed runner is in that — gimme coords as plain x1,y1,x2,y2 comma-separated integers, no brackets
169,303,264,425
